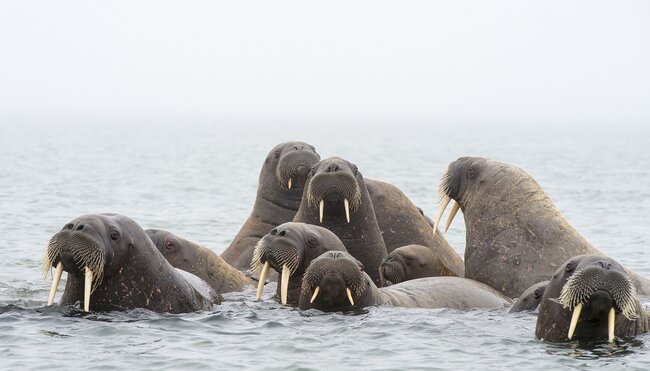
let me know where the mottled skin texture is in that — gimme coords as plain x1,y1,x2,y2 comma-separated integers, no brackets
252,222,347,305
49,214,218,313
221,142,320,271
366,180,464,277
536,255,648,342
440,157,650,298
146,229,255,295
293,157,387,285
509,281,548,313
379,244,456,286
299,251,511,311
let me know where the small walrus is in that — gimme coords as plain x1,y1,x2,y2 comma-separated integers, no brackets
536,255,648,342
379,244,454,286
43,214,218,313
433,156,650,298
509,281,548,313
298,251,511,312
221,142,321,271
250,222,347,305
146,229,255,295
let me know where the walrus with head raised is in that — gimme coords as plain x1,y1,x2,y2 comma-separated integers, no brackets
43,214,218,313
536,255,648,342
379,244,453,286
433,157,650,297
221,142,321,271
146,229,255,295
298,251,511,312
250,222,347,305
509,281,548,313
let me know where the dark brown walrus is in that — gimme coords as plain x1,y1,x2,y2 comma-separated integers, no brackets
434,157,650,298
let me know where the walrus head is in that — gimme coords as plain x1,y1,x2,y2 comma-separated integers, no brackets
536,255,648,342
146,229,195,272
265,141,320,191
251,222,346,304
509,281,548,313
299,251,371,311
305,157,363,224
379,245,438,286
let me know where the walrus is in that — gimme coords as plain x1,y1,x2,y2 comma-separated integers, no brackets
379,244,451,286
250,222,347,305
433,157,650,297
292,157,388,285
536,255,648,342
43,214,218,313
221,142,321,271
298,251,511,312
509,281,548,313
146,229,255,295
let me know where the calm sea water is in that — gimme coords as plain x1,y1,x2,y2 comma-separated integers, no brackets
1,120,649,369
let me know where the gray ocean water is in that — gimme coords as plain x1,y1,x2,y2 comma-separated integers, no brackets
1,120,649,369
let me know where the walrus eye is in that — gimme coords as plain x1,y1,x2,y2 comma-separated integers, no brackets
565,263,574,274
274,150,280,159
109,230,120,241
307,235,318,247
352,165,358,175
534,289,541,299
404,257,414,266
165,241,174,250
468,165,476,180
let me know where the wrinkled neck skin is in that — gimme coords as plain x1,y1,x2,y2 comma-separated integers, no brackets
459,164,597,297
293,174,387,286
60,239,214,313
253,164,306,222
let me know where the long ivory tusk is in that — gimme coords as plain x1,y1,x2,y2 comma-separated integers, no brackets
433,195,451,235
255,261,270,301
608,307,615,342
319,200,324,223
288,178,292,189
84,267,93,312
346,287,355,306
444,200,460,233
310,287,320,303
344,198,350,223
47,262,64,306
567,303,582,340
281,265,290,305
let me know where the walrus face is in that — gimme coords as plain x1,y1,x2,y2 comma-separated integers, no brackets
146,229,195,272
379,245,434,286
299,251,370,311
267,142,320,191
536,255,646,342
42,214,135,311
305,157,363,224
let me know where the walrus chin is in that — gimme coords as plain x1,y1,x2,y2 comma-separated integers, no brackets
43,230,107,312
550,267,637,342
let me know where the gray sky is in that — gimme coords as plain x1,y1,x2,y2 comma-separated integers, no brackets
1,1,648,125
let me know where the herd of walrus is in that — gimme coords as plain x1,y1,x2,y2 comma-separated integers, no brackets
42,141,650,343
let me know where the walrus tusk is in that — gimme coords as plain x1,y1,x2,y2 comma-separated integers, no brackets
288,178,292,189
346,287,355,306
444,200,460,233
281,265,290,305
433,195,451,235
310,287,320,303
567,303,582,340
47,262,64,305
344,198,350,223
84,267,93,312
255,261,270,301
319,200,324,223
608,307,615,342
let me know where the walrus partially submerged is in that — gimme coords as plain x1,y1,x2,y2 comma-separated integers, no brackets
146,229,255,295
44,214,218,313
509,281,548,313
298,251,511,312
536,255,648,342
221,142,321,271
433,156,650,297
379,244,454,286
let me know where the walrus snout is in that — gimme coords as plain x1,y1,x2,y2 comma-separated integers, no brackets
307,158,362,224
275,142,320,190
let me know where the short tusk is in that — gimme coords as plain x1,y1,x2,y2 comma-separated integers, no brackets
433,195,451,235
281,265,291,305
47,262,64,305
255,261,270,301
310,287,320,303
444,200,460,233
84,267,93,312
319,200,324,223
346,287,355,306
288,178,292,189
567,303,582,340
344,198,350,223
608,307,615,342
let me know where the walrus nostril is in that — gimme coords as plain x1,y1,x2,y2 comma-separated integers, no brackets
278,230,286,237
76,224,84,231
270,229,277,235
327,164,340,173
65,223,74,230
